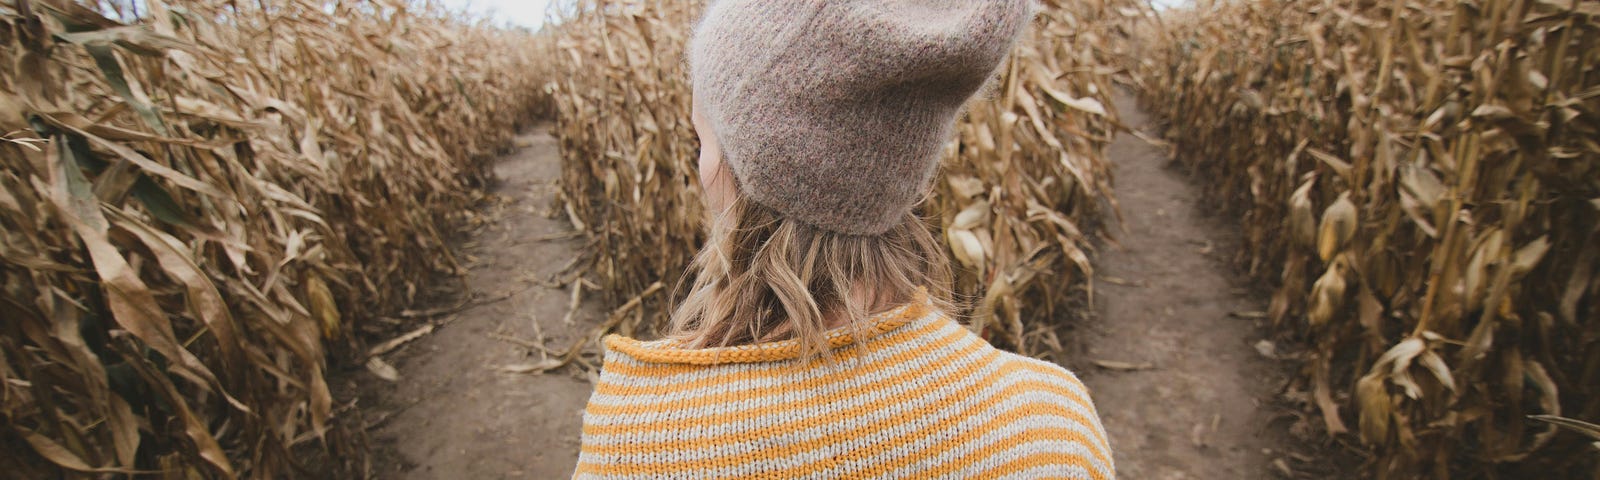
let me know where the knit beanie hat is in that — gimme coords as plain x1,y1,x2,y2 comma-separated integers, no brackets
689,0,1033,236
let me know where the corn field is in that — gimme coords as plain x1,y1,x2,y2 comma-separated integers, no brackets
1135,0,1599,477
6,0,1600,477
936,0,1145,353
549,0,705,342
1,0,549,476
548,0,1146,354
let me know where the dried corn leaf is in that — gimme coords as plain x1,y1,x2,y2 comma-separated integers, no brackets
1134,0,1600,475
2,0,553,476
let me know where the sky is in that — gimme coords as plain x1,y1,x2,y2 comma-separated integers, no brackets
437,0,552,28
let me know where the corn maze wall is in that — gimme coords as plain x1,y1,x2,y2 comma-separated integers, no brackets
548,0,1147,355
1137,0,1599,477
0,0,550,477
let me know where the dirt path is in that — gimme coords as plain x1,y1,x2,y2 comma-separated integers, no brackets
361,128,598,479
352,100,1329,479
1072,91,1312,479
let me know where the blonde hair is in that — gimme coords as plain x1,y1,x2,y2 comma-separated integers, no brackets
667,185,954,356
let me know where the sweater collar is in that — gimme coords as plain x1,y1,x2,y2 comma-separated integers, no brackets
603,290,938,365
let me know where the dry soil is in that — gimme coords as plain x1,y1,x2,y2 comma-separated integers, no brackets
1072,91,1334,479
360,129,600,479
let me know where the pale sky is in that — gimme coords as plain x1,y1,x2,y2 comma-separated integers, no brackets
437,0,551,28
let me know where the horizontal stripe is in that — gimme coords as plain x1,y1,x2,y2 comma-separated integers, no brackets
575,296,1114,480
587,324,1101,419
779,412,1109,480
777,405,1111,480
586,316,959,412
577,367,1107,474
581,405,1108,478
579,404,1106,479
909,431,1112,480
974,451,1107,480
1011,357,1099,409
583,358,1091,450
584,363,1101,456
581,347,1003,458
1012,354,1093,389
582,324,982,433
592,311,947,389
883,413,1112,480
993,463,1097,480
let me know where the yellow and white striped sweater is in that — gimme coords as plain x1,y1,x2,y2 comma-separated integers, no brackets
575,294,1115,479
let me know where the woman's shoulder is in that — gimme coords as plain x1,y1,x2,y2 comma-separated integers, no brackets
988,351,1115,473
990,350,1097,403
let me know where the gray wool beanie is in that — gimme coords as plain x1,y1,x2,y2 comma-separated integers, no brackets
689,0,1033,236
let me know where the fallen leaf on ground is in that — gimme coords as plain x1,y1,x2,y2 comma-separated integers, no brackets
1273,458,1294,477
1191,421,1209,448
1101,276,1147,287
1255,340,1279,358
1093,360,1157,371
368,324,436,357
500,359,566,374
366,357,400,382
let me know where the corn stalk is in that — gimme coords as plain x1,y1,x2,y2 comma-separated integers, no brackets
0,0,552,476
1136,0,1600,476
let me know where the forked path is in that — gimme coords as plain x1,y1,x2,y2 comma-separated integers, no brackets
363,128,597,478
361,102,1322,478
1073,91,1314,479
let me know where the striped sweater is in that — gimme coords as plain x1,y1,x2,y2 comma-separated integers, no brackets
575,294,1115,479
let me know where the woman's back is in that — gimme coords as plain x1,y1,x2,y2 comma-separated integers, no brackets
576,1,1114,477
576,295,1114,479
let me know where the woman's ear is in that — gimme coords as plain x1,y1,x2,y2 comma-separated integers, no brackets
693,102,737,213
701,161,738,215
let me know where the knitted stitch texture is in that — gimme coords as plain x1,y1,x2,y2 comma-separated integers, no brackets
688,0,1034,235
574,294,1115,479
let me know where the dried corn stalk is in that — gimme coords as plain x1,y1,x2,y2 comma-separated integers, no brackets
1137,0,1600,477
1,0,551,477
550,0,707,337
936,0,1147,353
550,0,1139,354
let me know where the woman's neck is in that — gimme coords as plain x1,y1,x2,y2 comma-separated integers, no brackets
824,284,897,330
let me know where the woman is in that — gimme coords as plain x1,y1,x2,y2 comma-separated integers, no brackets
575,1,1114,478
